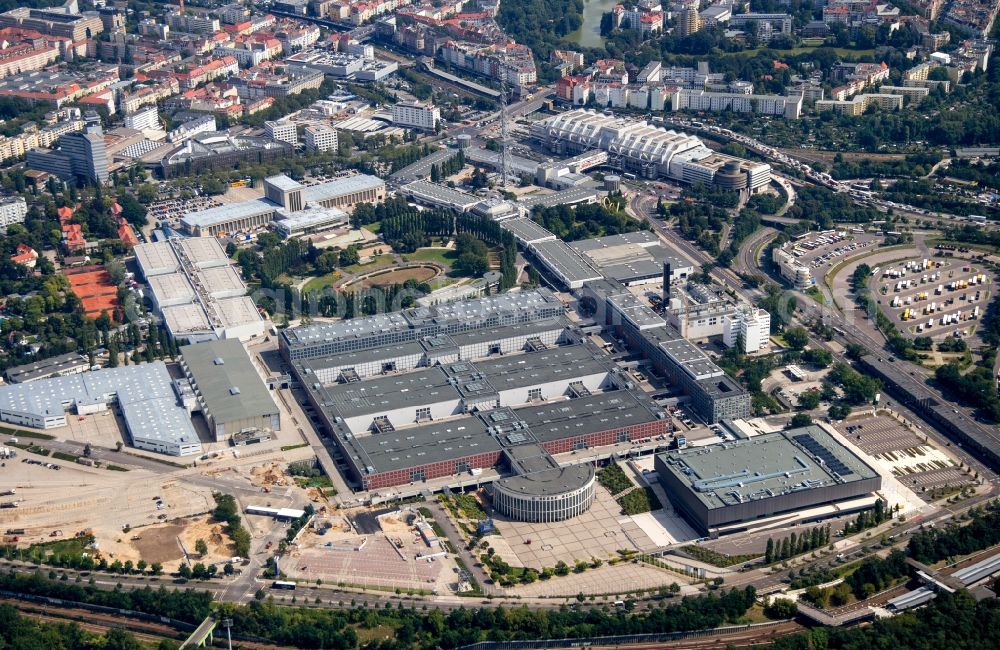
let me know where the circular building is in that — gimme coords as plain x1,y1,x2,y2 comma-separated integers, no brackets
604,175,621,192
714,161,746,190
492,464,596,523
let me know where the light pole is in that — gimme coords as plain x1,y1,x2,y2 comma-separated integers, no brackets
222,618,233,650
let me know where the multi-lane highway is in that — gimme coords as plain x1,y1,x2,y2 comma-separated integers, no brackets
661,117,994,227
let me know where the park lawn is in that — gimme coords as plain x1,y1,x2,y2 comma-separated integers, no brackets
302,255,397,292
28,536,94,559
401,248,457,267
302,272,341,293
340,256,396,275
362,221,381,234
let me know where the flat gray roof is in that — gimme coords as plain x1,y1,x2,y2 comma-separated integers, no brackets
464,147,540,177
529,240,603,286
181,198,277,228
447,319,568,346
301,174,384,204
470,344,610,393
500,217,558,245
352,415,502,474
323,367,458,418
299,341,427,374
517,390,662,443
266,174,303,192
570,231,660,251
660,338,722,380
272,205,347,233
657,426,880,510
176,237,230,268
608,292,664,329
148,273,196,304
603,259,664,282
5,352,89,383
520,187,601,209
401,180,479,210
697,373,745,399
282,288,563,350
495,460,595,497
283,310,413,346
427,289,563,324
134,241,180,277
0,363,200,451
181,339,278,425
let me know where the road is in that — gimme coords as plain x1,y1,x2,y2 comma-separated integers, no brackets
736,226,779,278
663,116,996,227
445,88,555,141
424,500,501,597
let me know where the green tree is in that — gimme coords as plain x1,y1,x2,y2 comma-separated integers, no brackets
789,413,813,428
339,246,360,267
797,390,821,410
764,598,798,619
784,327,809,351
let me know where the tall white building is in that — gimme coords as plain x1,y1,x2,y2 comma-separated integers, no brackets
265,120,298,145
124,105,161,132
391,101,440,131
303,124,338,152
0,196,27,234
772,245,814,289
723,306,771,353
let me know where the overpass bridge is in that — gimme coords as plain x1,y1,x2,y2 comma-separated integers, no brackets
181,616,217,648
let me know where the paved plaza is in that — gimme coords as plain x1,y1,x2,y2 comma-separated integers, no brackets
286,534,450,591
491,485,657,569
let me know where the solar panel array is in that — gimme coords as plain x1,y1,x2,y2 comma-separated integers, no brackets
793,434,853,476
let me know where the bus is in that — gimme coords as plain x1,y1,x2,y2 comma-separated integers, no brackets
272,580,296,590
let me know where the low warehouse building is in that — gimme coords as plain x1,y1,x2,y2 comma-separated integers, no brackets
0,363,202,456
654,426,881,535
180,339,280,443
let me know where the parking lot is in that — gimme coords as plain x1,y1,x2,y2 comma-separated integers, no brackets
873,256,992,341
785,231,882,271
835,414,971,497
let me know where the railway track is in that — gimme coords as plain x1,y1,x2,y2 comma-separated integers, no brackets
589,621,805,650
0,598,293,649
0,598,185,644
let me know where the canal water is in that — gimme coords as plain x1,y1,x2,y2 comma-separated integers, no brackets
567,0,618,49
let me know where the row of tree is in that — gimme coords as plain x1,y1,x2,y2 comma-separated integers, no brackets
907,501,1000,564
429,149,466,182
0,571,212,624
212,493,251,558
0,543,162,576
764,525,832,564
842,498,892,535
